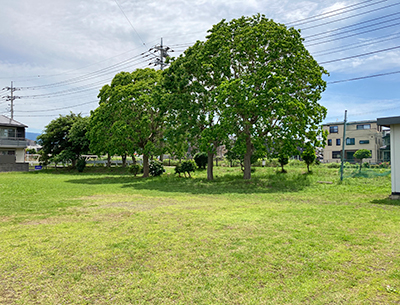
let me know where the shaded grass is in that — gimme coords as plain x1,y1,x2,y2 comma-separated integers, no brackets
0,166,399,304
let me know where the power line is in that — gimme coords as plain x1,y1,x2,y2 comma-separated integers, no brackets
312,33,400,56
305,21,400,47
18,57,153,99
300,1,400,31
21,54,149,90
113,0,146,46
327,70,400,84
288,0,387,27
319,45,400,65
15,100,98,113
304,16,400,43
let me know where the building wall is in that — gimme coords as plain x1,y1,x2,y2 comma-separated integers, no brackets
16,148,25,162
0,163,29,172
323,121,383,164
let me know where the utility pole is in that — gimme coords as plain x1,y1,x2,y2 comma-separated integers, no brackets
340,110,348,181
149,38,173,70
3,81,21,119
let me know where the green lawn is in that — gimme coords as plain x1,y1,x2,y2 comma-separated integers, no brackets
0,166,399,304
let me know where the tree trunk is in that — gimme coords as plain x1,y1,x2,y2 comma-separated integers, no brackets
243,134,252,180
132,155,136,165
107,153,111,167
143,154,149,178
122,154,127,167
207,151,214,180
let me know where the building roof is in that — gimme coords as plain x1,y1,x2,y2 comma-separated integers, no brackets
323,119,377,126
377,116,400,127
0,115,28,128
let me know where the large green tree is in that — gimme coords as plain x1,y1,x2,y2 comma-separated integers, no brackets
37,113,90,167
96,68,165,177
210,14,328,179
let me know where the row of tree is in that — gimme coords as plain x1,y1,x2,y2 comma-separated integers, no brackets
38,14,328,180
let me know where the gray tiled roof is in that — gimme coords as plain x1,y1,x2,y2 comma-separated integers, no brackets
0,115,28,128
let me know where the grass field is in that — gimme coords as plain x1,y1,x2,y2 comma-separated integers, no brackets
0,165,399,304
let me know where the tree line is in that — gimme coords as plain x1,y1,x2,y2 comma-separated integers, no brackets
37,14,328,180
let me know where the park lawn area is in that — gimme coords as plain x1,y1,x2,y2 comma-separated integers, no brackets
0,166,399,304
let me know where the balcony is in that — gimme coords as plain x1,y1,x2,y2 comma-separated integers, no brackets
0,137,27,148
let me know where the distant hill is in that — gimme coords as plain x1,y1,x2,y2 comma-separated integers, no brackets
26,132,41,141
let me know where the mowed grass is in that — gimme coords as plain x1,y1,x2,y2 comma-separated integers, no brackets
0,166,399,304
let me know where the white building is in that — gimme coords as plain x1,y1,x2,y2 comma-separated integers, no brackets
377,116,400,198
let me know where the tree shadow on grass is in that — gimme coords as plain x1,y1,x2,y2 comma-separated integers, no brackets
25,167,131,176
370,198,400,206
65,172,312,195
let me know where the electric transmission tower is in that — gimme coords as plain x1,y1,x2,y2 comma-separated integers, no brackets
2,81,21,119
148,38,173,70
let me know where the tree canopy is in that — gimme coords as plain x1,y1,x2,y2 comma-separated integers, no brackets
95,68,165,177
164,14,327,179
210,14,327,179
37,113,90,167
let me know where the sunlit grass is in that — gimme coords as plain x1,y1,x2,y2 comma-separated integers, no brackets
0,165,399,304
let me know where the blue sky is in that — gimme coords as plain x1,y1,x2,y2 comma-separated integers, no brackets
0,0,399,133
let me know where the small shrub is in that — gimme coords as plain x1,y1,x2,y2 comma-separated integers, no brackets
379,162,390,169
162,159,179,166
129,164,143,176
174,164,183,177
327,163,341,168
181,160,197,178
288,159,303,167
362,162,370,168
149,160,164,177
252,159,263,167
76,159,86,173
193,152,208,169
268,159,279,167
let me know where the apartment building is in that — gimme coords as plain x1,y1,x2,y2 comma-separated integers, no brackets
322,120,383,164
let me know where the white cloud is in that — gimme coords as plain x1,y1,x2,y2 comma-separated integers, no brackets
0,0,399,131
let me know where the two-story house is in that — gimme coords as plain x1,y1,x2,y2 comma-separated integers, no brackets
322,120,383,164
0,115,29,172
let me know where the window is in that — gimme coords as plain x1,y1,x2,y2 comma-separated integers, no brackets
328,139,332,146
336,139,341,146
329,126,338,133
332,151,341,159
356,124,371,130
0,150,15,155
359,140,370,144
0,128,16,139
346,138,355,145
